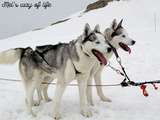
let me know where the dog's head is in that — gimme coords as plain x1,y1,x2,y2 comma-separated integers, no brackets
81,23,112,65
104,19,136,54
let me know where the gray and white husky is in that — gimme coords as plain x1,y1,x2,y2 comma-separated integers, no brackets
87,19,136,105
0,23,112,119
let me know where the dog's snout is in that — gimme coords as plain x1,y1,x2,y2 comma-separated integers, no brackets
107,47,112,53
131,40,136,45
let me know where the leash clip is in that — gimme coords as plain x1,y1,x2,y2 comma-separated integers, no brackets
121,79,129,87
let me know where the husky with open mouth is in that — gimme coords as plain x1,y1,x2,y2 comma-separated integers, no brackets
87,19,136,105
0,23,112,119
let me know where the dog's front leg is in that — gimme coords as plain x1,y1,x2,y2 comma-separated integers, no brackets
53,82,66,120
94,69,111,102
87,75,94,106
78,75,92,118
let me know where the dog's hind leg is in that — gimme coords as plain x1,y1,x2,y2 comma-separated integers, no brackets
42,77,53,102
35,87,43,106
20,69,36,116
42,85,52,102
24,73,43,116
94,70,111,102
25,81,37,117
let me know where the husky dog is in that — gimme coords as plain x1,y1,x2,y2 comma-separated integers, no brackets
37,19,136,106
86,19,136,105
0,23,112,119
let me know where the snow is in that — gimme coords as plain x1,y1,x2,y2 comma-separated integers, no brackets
0,0,160,120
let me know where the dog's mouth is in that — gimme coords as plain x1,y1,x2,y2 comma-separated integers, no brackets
119,42,131,54
92,49,107,65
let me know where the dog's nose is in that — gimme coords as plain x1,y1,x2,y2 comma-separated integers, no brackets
131,40,136,45
107,47,112,53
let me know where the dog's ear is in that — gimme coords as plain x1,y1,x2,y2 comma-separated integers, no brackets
111,19,117,30
84,23,91,36
111,19,123,37
117,19,123,29
94,24,100,33
104,28,114,41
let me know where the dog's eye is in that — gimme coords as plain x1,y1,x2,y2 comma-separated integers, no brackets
95,41,100,44
122,35,126,38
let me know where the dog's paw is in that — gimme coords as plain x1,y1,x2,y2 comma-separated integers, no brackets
53,112,61,120
31,112,37,117
45,97,52,102
101,96,112,102
27,110,37,118
81,107,92,118
33,101,40,106
88,100,94,106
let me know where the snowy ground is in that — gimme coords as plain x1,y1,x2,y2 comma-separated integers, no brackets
0,0,160,120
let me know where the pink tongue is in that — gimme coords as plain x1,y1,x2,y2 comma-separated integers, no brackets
126,46,131,54
94,51,107,65
119,43,132,54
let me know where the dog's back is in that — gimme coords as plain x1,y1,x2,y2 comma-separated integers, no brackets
35,43,79,70
20,47,55,75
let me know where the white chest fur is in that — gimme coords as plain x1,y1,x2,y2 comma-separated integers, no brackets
73,44,97,74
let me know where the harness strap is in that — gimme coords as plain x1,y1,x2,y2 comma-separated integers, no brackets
106,41,119,58
35,50,51,67
106,40,132,84
67,44,81,74
107,62,124,76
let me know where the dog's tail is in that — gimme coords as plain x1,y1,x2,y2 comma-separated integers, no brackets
0,48,24,64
